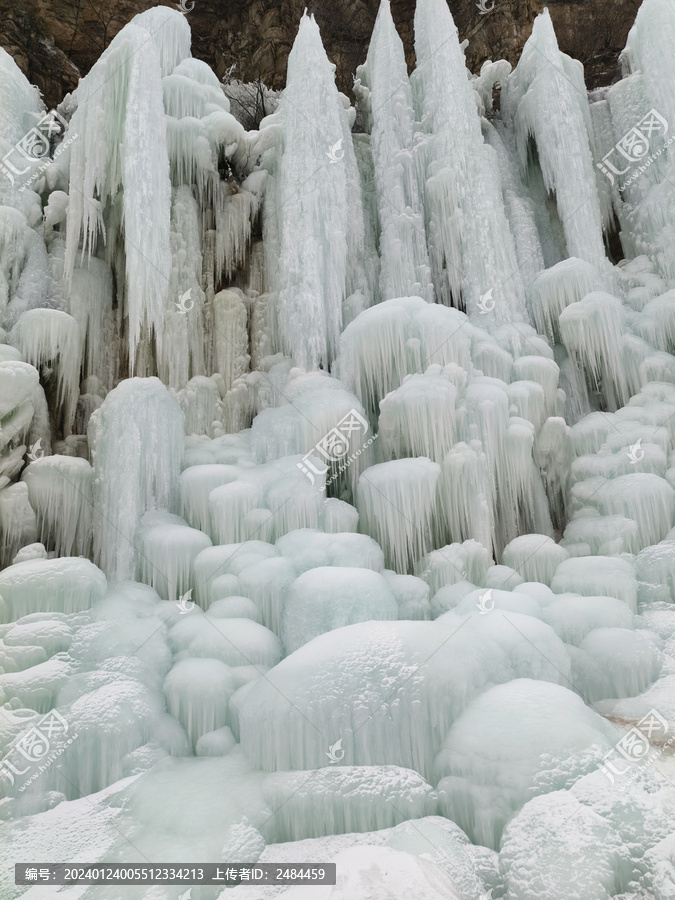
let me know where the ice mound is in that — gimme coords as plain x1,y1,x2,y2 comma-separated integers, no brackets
502,534,570,585
236,616,570,780
281,845,465,900
551,556,638,612
262,766,436,841
500,759,675,900
0,557,106,621
282,567,398,653
275,529,384,575
137,511,211,603
433,678,618,849
170,615,282,668
574,627,662,701
164,657,237,748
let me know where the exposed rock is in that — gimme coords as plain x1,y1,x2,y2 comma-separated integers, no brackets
1,0,642,110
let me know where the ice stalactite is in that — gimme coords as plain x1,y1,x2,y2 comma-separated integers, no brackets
606,0,675,285
356,458,440,573
261,13,371,371
503,10,608,273
0,205,55,331
378,372,457,463
22,456,93,558
64,8,190,373
88,377,184,581
559,291,629,410
136,511,212,603
163,657,236,749
411,0,527,322
9,309,81,435
354,0,433,303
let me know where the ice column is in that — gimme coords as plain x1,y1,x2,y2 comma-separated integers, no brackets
411,0,527,322
88,377,184,581
355,0,433,303
503,11,608,272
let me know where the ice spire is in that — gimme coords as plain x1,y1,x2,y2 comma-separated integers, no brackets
262,14,369,370
503,10,607,272
355,0,433,303
411,0,527,323
63,8,190,373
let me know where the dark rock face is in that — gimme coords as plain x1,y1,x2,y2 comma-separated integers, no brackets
0,0,641,110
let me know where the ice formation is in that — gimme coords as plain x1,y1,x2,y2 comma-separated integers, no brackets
2,0,675,896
